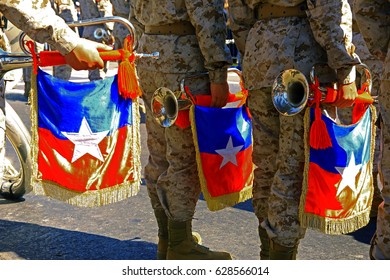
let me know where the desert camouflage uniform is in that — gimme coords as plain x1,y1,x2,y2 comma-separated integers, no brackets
51,0,79,80
78,0,113,80
0,0,79,186
131,0,231,221
229,0,360,252
110,0,130,50
354,0,390,260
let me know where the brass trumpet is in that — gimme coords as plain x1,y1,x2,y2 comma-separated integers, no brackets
151,68,244,127
272,63,373,116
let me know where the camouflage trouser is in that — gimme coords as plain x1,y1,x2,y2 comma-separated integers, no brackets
371,51,390,259
137,69,207,222
248,87,306,248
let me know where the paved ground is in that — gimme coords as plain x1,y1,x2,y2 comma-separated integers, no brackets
0,65,376,260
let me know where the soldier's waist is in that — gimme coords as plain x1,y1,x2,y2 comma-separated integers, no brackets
145,21,195,36
256,2,308,20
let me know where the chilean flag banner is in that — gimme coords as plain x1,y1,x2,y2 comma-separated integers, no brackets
300,105,376,234
190,93,254,211
30,69,141,207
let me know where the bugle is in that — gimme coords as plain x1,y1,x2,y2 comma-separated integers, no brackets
272,63,374,116
151,68,243,127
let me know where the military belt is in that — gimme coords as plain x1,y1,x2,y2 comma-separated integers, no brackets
145,21,195,36
256,2,308,20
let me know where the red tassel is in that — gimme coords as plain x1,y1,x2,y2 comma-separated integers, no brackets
26,41,38,74
309,78,332,149
117,36,142,99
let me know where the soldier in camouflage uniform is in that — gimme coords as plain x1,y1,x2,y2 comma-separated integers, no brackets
78,0,114,81
110,0,130,50
228,0,360,259
131,0,233,260
354,0,390,260
0,0,111,190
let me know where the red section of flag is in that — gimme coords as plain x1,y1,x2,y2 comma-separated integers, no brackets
200,146,253,197
38,126,134,192
305,162,344,217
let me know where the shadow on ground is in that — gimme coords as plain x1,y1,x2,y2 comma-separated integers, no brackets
347,217,377,245
0,219,156,260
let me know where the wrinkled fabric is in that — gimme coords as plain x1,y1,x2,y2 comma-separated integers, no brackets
229,0,359,248
110,0,131,50
131,0,232,83
131,0,232,221
51,0,78,80
78,0,113,80
337,0,384,220
354,0,390,260
0,0,79,55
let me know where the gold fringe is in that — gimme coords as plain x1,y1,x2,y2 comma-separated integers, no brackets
33,180,140,207
190,105,253,211
299,106,376,234
29,70,142,207
300,208,371,235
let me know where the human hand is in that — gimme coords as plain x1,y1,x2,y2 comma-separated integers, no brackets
210,82,229,108
333,82,358,108
64,38,112,70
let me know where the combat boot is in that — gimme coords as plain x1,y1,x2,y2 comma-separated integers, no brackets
154,209,202,260
269,239,298,260
154,209,169,260
167,219,232,260
258,226,270,260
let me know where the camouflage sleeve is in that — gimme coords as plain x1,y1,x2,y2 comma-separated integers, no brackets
227,0,256,56
129,1,145,44
307,0,361,84
0,0,79,55
185,0,232,83
353,0,390,60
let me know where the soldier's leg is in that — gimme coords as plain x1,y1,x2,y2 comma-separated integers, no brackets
139,71,204,259
23,67,32,98
248,87,278,260
261,89,306,259
138,69,170,259
371,61,390,259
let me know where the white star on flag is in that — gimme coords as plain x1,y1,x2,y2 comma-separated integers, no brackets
335,153,362,196
215,136,243,169
61,117,109,163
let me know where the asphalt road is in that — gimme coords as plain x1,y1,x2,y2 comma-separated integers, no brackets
0,66,375,260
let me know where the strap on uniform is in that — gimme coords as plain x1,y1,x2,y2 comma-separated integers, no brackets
256,2,308,20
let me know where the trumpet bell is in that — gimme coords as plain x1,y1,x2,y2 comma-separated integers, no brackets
93,28,107,40
151,87,179,127
272,69,309,116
